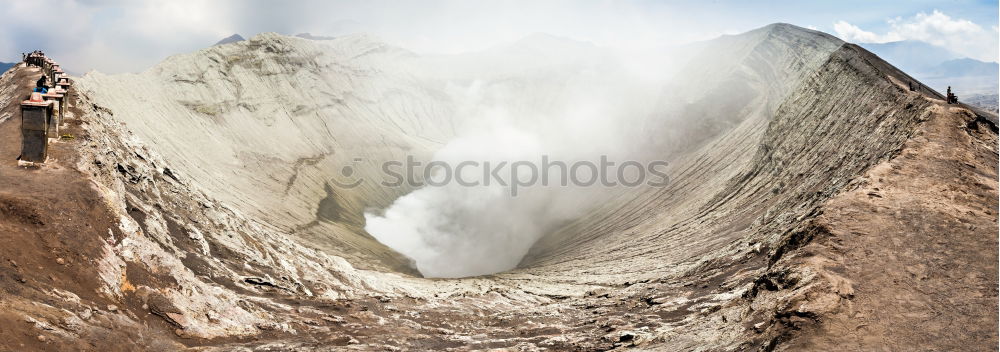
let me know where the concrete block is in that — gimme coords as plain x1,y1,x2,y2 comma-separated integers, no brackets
53,88,68,106
20,99,53,163
27,55,44,67
45,101,60,138
42,91,64,127
20,130,48,163
21,104,48,131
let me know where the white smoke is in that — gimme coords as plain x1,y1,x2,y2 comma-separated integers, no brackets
364,44,673,278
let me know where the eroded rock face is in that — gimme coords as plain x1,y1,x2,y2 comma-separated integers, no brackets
0,23,994,350
78,32,453,274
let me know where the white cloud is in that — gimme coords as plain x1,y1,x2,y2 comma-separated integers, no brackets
0,0,736,72
4,2,997,71
834,10,999,62
833,21,892,42
2,1,236,73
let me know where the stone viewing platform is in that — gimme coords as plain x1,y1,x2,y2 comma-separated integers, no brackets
18,51,75,166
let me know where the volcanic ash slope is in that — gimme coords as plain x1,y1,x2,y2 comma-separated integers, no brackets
42,24,999,350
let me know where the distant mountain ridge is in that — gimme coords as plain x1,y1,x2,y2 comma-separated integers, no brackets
294,33,336,40
861,40,998,110
214,34,245,46
924,58,998,78
859,40,960,72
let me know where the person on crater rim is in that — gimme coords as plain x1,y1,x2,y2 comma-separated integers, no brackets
33,75,48,94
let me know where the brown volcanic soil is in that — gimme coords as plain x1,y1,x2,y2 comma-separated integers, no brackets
778,102,999,350
735,81,1000,350
0,65,179,351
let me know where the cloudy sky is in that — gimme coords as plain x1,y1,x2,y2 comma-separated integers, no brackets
2,0,997,73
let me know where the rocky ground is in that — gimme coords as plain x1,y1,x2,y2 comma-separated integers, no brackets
0,64,179,350
0,24,996,351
